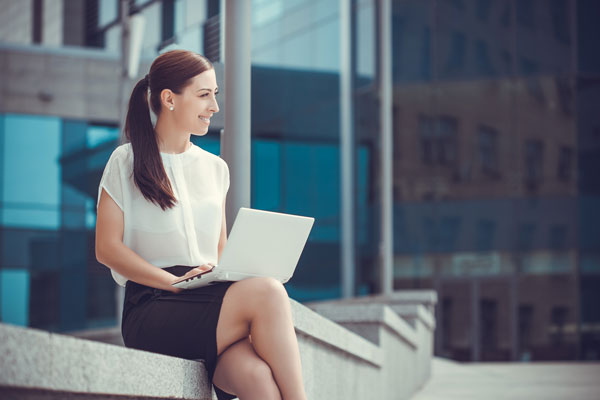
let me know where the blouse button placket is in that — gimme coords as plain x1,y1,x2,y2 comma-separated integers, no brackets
170,157,201,261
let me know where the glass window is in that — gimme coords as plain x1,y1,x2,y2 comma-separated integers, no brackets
356,0,376,79
252,140,281,211
517,223,536,251
98,0,119,28
392,1,432,82
550,306,568,345
252,0,284,27
500,1,510,27
475,219,496,251
448,0,465,10
557,146,573,181
87,125,119,148
518,304,534,358
0,269,30,326
478,125,499,176
480,298,498,350
283,142,339,242
444,31,466,74
549,224,568,250
549,0,571,44
437,116,458,165
476,0,492,21
442,297,453,351
439,216,461,252
2,114,61,229
419,115,435,165
474,39,495,75
516,0,535,28
524,139,544,186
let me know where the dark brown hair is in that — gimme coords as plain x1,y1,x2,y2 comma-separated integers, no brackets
123,49,214,210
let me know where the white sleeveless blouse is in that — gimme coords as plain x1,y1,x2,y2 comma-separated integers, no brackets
96,142,230,287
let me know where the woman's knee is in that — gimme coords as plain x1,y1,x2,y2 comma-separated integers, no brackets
218,341,281,399
239,361,281,399
246,277,289,305
220,277,289,333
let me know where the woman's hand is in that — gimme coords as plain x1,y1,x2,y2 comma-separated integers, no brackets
169,264,214,293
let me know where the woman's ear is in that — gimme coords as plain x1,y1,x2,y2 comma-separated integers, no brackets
160,88,175,109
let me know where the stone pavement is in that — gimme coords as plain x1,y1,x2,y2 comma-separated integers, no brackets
410,357,600,400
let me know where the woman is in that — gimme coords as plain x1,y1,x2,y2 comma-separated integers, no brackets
95,49,307,400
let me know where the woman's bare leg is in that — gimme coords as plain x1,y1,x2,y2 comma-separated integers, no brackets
215,277,307,400
213,337,282,400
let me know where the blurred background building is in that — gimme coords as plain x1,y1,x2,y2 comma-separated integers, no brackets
0,0,599,363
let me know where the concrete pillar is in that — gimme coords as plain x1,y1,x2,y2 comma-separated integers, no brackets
115,0,130,328
220,0,251,229
377,0,393,295
340,0,356,298
510,270,519,360
471,279,480,361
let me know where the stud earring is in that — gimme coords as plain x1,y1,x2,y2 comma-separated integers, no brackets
169,106,174,111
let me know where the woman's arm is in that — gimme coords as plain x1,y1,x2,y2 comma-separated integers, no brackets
217,197,227,261
95,188,182,293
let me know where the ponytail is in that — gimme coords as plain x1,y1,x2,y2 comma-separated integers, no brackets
123,75,177,211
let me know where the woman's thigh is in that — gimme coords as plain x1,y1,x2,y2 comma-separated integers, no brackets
215,277,287,356
213,337,281,399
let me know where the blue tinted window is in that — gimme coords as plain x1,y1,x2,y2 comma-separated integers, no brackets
474,39,495,75
517,0,535,28
444,31,466,74
0,269,30,326
476,219,496,251
87,125,119,148
2,114,61,229
476,0,492,21
253,140,281,211
283,142,339,242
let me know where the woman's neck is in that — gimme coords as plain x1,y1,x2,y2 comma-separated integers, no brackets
154,118,190,154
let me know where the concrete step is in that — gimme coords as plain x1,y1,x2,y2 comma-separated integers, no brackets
1,295,436,399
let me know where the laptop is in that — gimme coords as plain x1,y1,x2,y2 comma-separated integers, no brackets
171,207,315,289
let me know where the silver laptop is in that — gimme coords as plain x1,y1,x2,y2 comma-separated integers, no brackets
172,207,314,289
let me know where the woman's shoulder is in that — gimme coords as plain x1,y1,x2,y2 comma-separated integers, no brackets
109,142,133,164
194,145,229,171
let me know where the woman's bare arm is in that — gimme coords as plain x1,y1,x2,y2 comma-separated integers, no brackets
217,197,227,261
95,188,182,293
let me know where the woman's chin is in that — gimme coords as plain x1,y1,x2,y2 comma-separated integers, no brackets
190,130,209,137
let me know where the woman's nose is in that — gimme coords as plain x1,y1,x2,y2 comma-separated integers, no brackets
210,98,219,113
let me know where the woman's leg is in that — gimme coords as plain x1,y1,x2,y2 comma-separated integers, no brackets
215,277,307,400
213,337,282,400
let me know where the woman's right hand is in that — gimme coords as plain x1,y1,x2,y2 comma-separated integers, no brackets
168,264,214,293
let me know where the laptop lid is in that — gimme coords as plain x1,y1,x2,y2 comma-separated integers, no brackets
217,207,315,282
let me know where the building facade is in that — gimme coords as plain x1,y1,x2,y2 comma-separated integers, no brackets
0,0,598,362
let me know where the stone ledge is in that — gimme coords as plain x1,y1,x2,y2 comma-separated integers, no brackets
1,298,384,400
391,304,436,330
290,299,382,366
66,299,383,368
1,294,435,399
323,290,438,313
306,302,418,348
307,290,437,331
0,322,213,399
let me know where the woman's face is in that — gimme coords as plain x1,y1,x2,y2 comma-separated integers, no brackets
168,68,220,136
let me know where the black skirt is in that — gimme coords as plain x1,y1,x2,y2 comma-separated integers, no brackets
121,265,236,400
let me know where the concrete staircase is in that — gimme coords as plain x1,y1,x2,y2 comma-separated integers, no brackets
0,291,436,400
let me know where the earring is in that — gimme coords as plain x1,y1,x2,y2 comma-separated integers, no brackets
169,106,174,111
